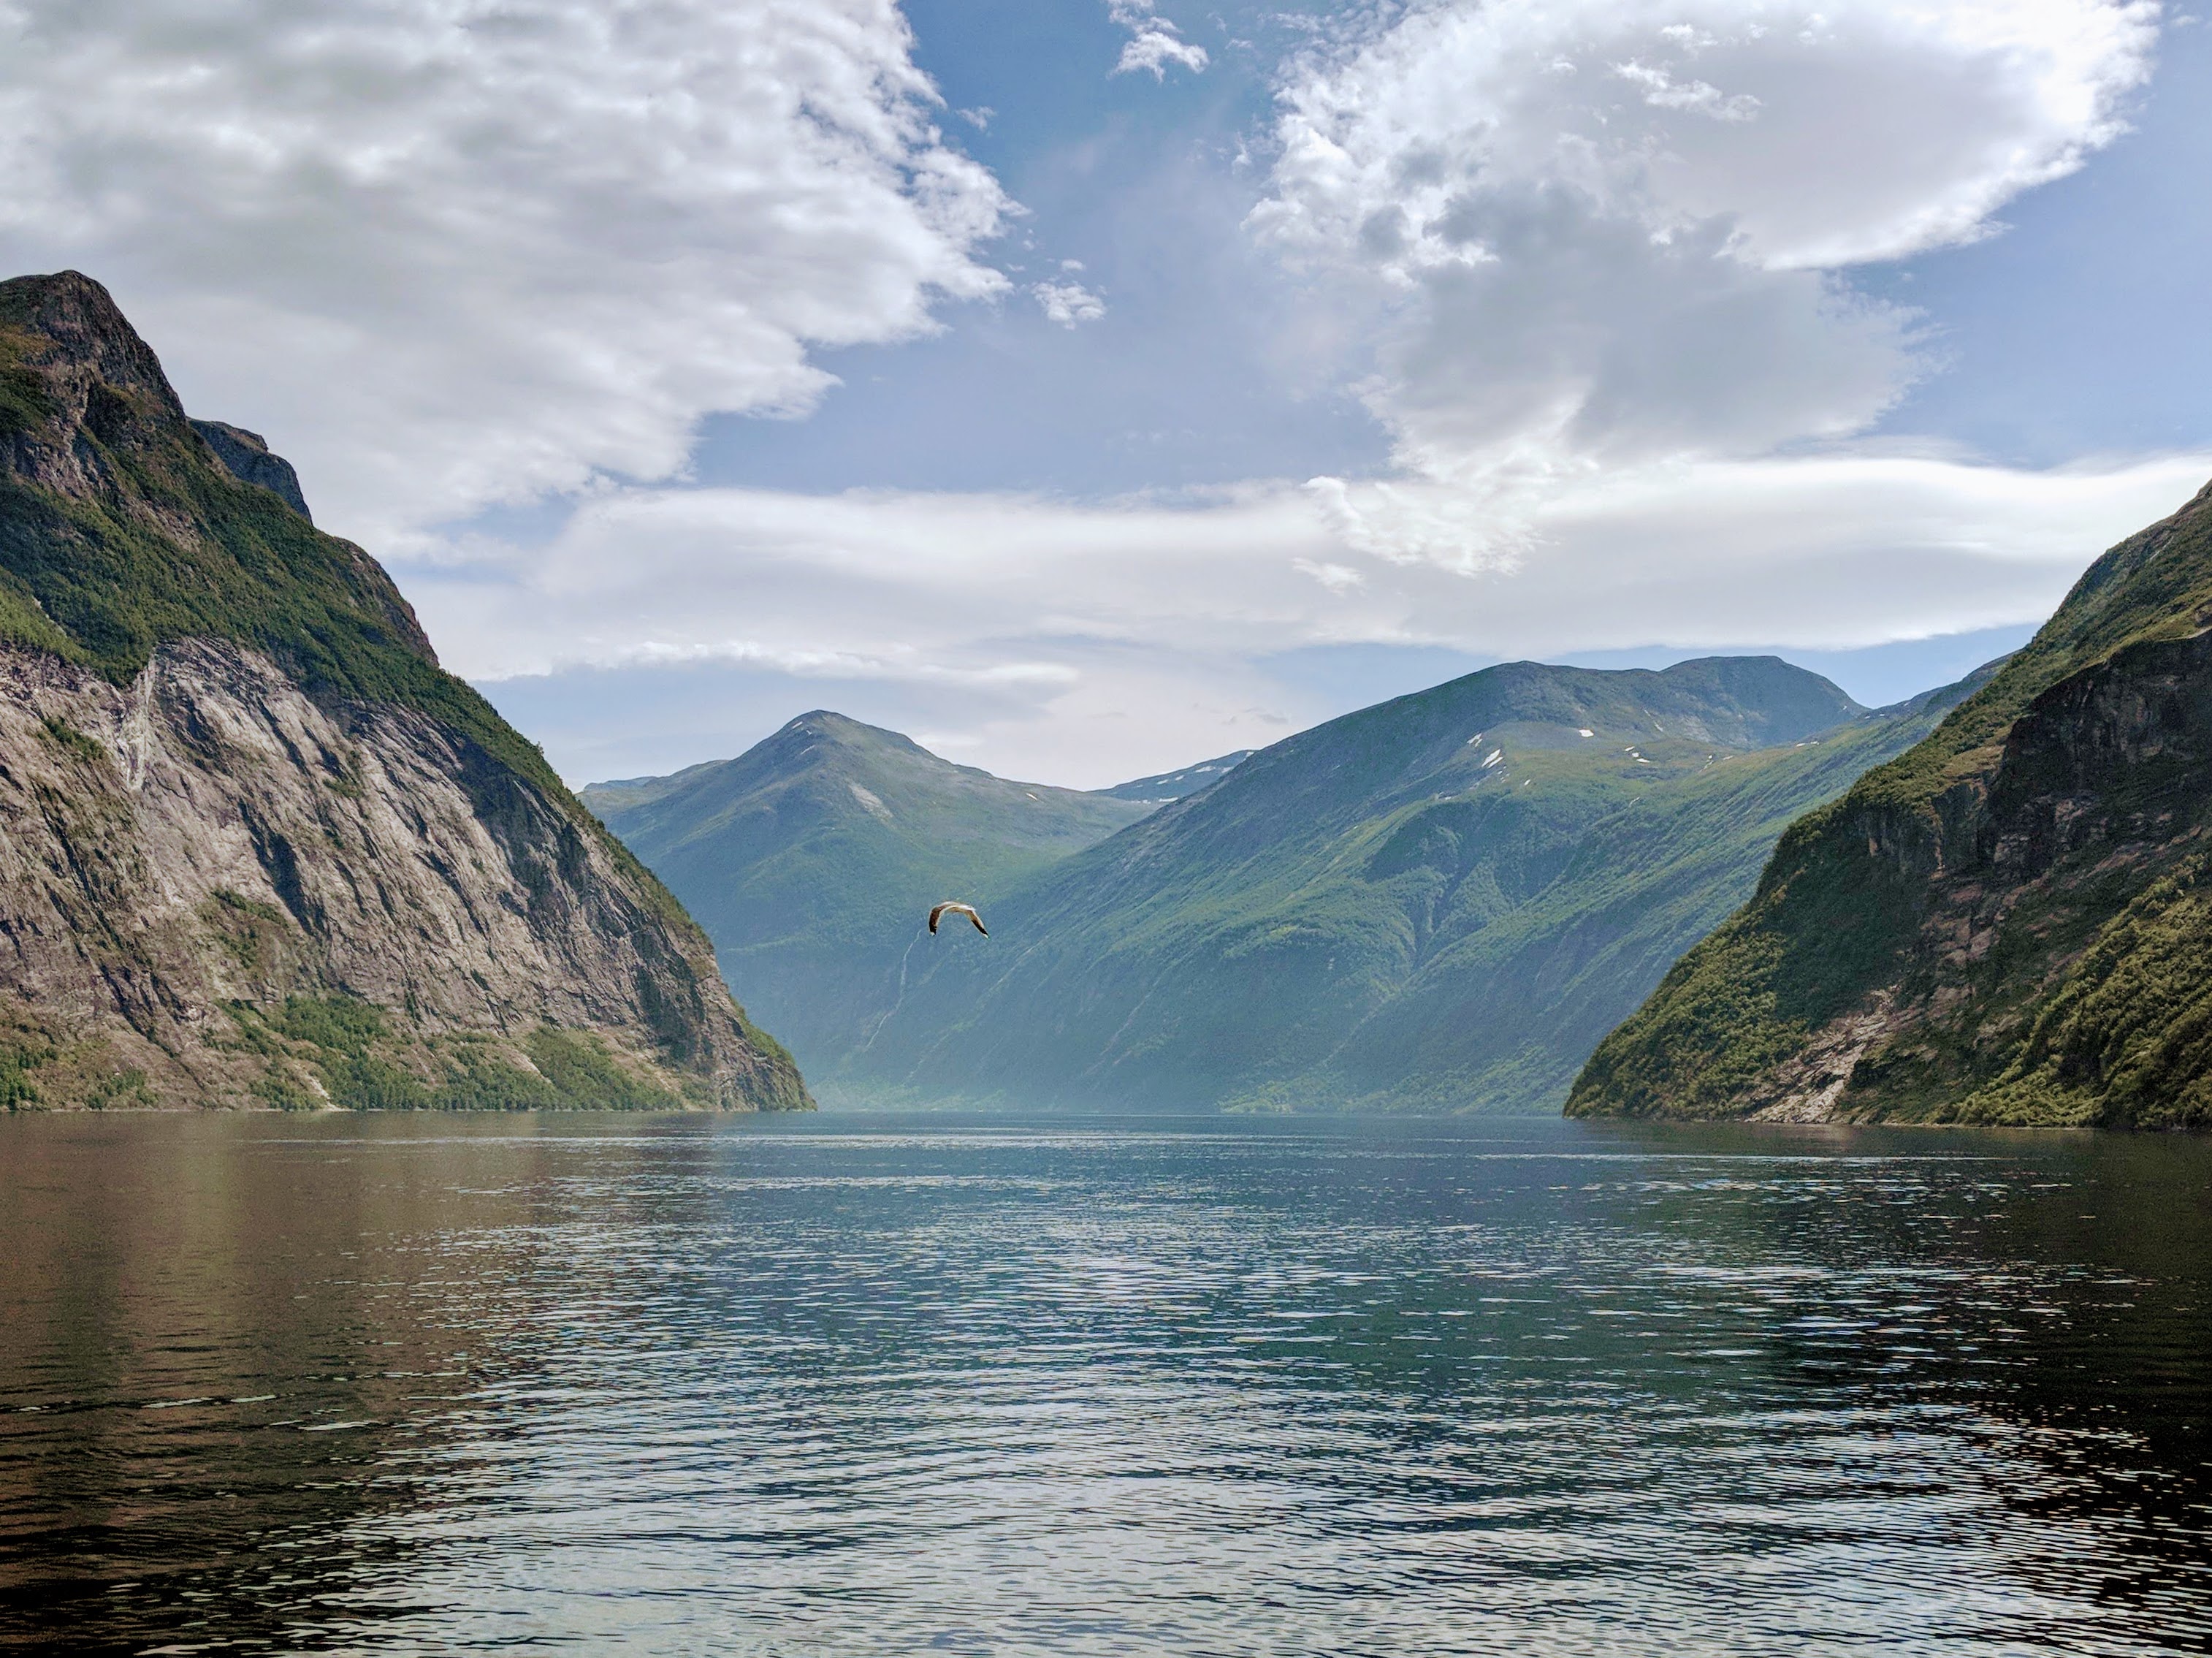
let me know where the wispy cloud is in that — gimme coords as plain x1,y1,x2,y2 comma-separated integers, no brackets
408,453,2212,785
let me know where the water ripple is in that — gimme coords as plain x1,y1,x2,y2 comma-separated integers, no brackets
1,1113,2208,1654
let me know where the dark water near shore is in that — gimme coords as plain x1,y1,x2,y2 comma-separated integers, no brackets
3,1114,2210,1656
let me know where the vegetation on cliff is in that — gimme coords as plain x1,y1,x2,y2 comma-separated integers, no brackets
1569,477,2212,1127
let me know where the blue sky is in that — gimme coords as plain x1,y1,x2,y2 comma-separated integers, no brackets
1,0,2207,784
697,7,2212,496
689,1,1388,498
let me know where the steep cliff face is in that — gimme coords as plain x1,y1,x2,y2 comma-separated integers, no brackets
0,270,807,1111
1569,479,2212,1129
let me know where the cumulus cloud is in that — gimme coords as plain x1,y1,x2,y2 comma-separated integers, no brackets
0,0,1010,548
1254,0,2159,559
1107,0,1210,77
1031,279,1107,327
408,452,2212,784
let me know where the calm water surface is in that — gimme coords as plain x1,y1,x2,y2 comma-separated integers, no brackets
2,1112,2209,1656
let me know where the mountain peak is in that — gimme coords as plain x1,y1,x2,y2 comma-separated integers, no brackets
1441,656,1863,750
781,708,914,746
758,710,947,775
1,270,190,468
786,709,865,733
1,270,178,393
581,713,1158,1069
0,266,438,684
1,272,319,527
590,710,1148,834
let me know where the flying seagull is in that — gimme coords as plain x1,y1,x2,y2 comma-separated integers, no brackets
929,902,988,936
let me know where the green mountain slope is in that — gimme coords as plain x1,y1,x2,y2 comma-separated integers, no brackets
839,656,1978,1113
582,712,1154,1067
0,270,806,1111
1570,476,2212,1129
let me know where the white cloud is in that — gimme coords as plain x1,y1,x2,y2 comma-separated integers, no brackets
1107,0,1210,77
1294,558,1368,593
1609,61,1762,122
0,0,2183,790
408,451,2212,785
0,0,1010,549
1254,0,2159,560
1031,279,1107,327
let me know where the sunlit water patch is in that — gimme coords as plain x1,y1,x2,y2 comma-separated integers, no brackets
2,1113,2208,1654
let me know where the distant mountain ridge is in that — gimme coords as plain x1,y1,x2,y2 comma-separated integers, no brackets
583,711,1156,1068
1571,476,2212,1129
661,655,1975,1113
0,270,805,1111
1095,750,1255,803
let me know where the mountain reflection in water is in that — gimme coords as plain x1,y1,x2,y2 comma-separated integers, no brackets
1,1113,2208,1655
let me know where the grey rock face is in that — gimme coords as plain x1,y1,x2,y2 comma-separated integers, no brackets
0,636,806,1109
191,419,314,522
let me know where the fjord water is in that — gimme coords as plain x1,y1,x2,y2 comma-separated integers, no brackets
3,1116,2208,1656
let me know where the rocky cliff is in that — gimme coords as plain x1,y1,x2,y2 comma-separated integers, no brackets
0,270,807,1111
190,419,314,522
1569,478,2212,1129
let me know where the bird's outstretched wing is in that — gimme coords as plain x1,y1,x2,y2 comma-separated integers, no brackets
928,902,988,936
